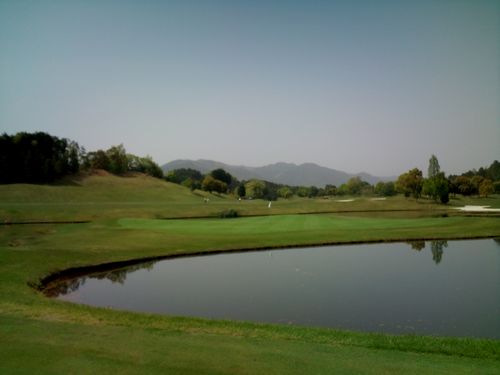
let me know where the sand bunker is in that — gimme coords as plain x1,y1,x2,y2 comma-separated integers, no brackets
454,205,500,212
335,199,355,202
370,198,387,201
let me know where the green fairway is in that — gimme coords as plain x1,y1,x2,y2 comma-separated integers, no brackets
1,173,499,374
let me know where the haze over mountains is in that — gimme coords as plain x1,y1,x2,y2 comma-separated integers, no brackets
162,159,395,187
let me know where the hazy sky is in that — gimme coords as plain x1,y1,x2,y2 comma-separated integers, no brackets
1,0,498,176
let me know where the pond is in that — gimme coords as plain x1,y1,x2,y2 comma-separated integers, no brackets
49,239,500,338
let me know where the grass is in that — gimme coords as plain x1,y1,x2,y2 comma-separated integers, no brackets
1,172,499,373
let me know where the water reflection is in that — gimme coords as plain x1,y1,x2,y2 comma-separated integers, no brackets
46,241,458,298
406,240,448,264
45,261,155,297
431,240,448,264
45,240,500,338
406,240,425,251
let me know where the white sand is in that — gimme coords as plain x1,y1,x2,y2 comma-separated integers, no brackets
370,198,387,201
335,199,355,202
453,205,500,212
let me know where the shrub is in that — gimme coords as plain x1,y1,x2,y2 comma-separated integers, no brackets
219,209,239,218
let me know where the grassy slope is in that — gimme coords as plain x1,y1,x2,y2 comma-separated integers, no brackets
0,171,476,222
1,173,499,374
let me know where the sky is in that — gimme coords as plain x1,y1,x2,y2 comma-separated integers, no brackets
0,0,498,176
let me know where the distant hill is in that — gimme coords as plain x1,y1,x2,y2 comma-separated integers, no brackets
162,159,394,187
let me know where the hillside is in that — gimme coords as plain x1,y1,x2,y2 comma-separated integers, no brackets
0,170,214,221
162,159,393,187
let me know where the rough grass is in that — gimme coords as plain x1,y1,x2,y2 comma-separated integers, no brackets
0,173,499,374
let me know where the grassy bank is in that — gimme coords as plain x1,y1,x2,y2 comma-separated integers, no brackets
1,174,499,373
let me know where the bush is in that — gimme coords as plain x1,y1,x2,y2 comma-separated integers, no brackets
219,209,239,218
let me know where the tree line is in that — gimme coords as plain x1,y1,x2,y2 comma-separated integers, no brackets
2,131,498,202
167,156,500,202
0,132,163,184
166,167,396,200
395,156,499,202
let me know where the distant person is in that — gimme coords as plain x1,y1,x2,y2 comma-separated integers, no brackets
268,201,272,208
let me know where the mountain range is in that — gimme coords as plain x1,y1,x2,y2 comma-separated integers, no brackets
162,159,395,187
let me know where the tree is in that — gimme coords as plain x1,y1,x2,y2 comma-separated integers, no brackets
165,168,203,184
237,183,246,198
337,184,349,196
210,169,233,186
296,186,310,197
470,175,484,196
346,177,363,195
423,155,449,203
245,179,265,199
479,179,494,197
435,173,450,203
396,168,423,199
494,181,500,194
277,187,293,199
202,175,227,194
0,132,85,184
323,184,337,196
87,150,110,170
67,141,82,174
422,172,449,203
486,160,500,181
127,154,163,178
374,181,396,197
428,154,440,178
454,176,473,196
106,144,128,175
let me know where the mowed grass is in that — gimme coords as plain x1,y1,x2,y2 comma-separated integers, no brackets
1,173,499,374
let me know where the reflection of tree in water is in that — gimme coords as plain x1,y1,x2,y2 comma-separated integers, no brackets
494,238,500,246
431,240,448,264
95,261,155,284
46,261,156,297
406,240,425,251
45,277,87,297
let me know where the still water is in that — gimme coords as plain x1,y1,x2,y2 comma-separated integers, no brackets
51,239,500,338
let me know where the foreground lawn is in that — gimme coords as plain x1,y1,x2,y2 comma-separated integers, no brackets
1,174,499,373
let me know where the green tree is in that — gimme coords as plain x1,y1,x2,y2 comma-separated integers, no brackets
374,181,396,197
494,181,500,194
87,150,110,171
236,183,246,197
479,179,494,197
245,179,266,199
210,169,233,186
470,175,484,196
277,187,293,199
396,168,423,199
454,176,473,196
106,144,128,174
346,177,363,195
202,175,227,194
165,168,203,184
337,184,349,196
428,154,440,178
127,155,163,178
308,186,319,197
486,160,500,181
423,172,449,204
323,184,337,196
296,186,310,197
